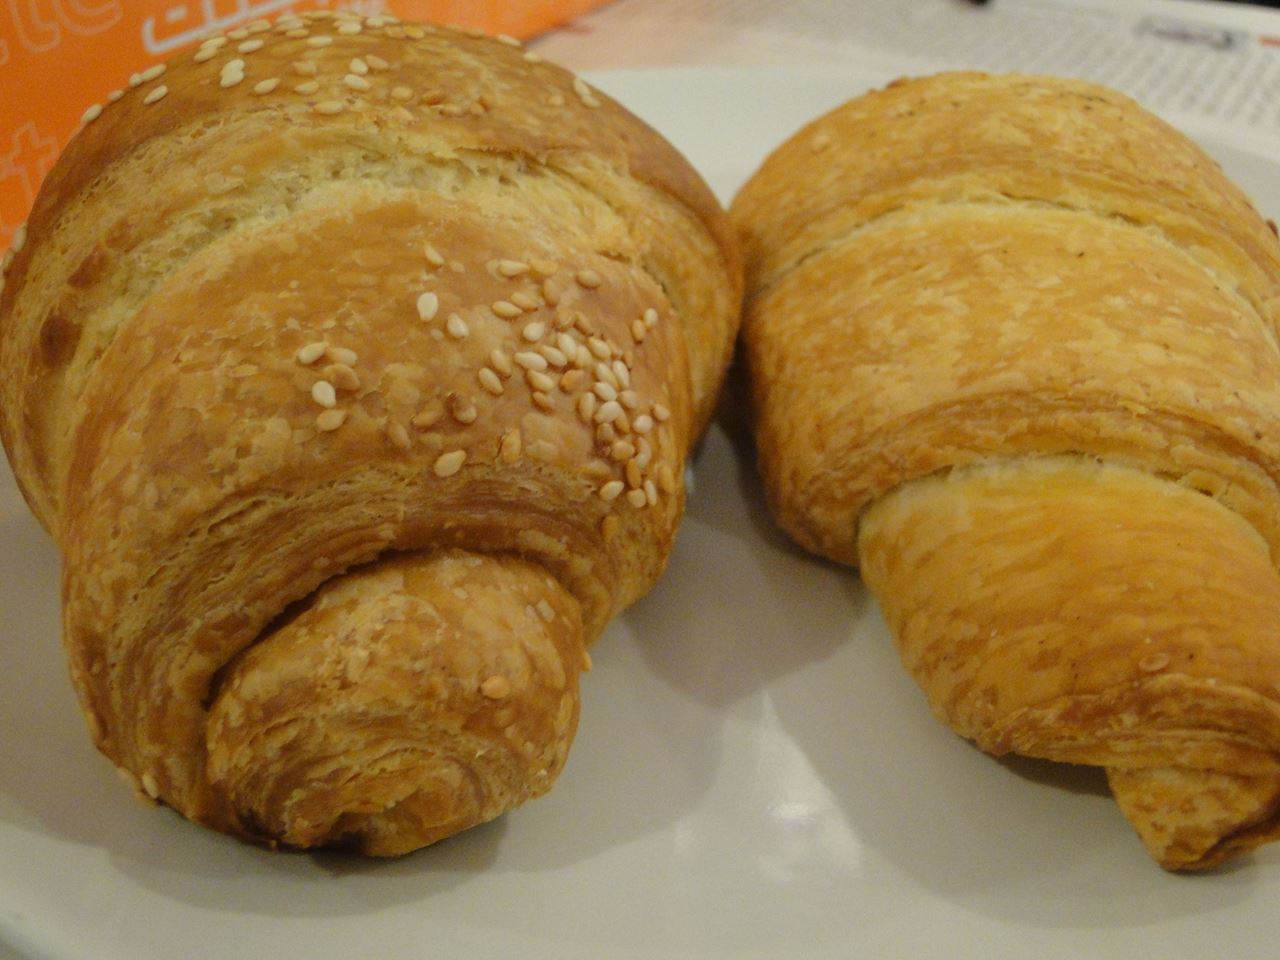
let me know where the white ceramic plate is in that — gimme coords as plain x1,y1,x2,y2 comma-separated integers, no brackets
4,66,1280,960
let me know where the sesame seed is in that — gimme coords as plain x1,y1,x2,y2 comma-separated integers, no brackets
560,368,585,392
522,321,546,342
600,517,617,542
634,438,653,468
141,63,167,82
327,363,360,391
11,223,27,253
404,25,426,39
451,396,478,424
294,80,320,95
612,360,631,388
238,38,265,53
337,20,362,34
286,27,310,38
81,103,103,123
611,440,636,462
440,103,466,117
599,480,624,501
490,349,513,376
573,76,592,99
478,367,505,395
527,370,556,393
323,347,354,367
107,89,124,101
344,73,372,91
587,337,611,360
496,33,521,46
539,345,568,367
524,51,543,63
492,300,522,319
656,462,676,494
311,380,337,407
514,351,548,372
541,278,562,306
387,421,412,450
593,382,618,402
511,291,540,312
1139,652,1171,672
296,341,327,365
617,390,641,410
596,422,618,444
220,73,245,89
576,269,602,289
416,291,440,321
313,100,345,115
247,18,272,33
293,60,318,75
631,320,647,342
141,772,160,799
625,459,643,489
652,403,671,422
227,26,249,39
434,449,467,478
349,57,369,75
366,54,390,70
143,84,169,104
412,407,443,429
316,408,347,431
499,429,522,462
253,77,280,94
627,488,647,508
532,391,555,412
595,361,619,388
307,35,333,46
577,392,597,423
633,413,654,434
129,72,143,87
481,675,512,699
498,259,529,277
391,86,414,102
555,332,577,356
199,35,228,50
595,400,622,424
446,314,469,338
423,243,445,266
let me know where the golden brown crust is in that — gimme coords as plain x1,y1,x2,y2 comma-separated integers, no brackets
0,12,741,854
733,72,1280,869
1,13,740,532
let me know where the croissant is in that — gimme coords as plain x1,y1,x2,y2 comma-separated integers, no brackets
731,71,1280,870
0,11,741,854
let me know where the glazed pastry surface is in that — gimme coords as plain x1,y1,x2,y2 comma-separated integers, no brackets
0,11,741,853
733,71,1280,869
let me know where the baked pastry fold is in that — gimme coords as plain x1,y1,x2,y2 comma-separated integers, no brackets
0,12,742,853
732,71,1280,869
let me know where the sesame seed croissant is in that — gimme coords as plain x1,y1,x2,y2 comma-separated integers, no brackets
0,12,741,854
732,71,1280,870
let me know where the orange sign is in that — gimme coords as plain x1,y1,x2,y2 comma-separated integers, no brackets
0,0,608,249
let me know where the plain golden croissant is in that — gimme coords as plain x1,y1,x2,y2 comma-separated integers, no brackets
0,11,741,854
732,71,1280,871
